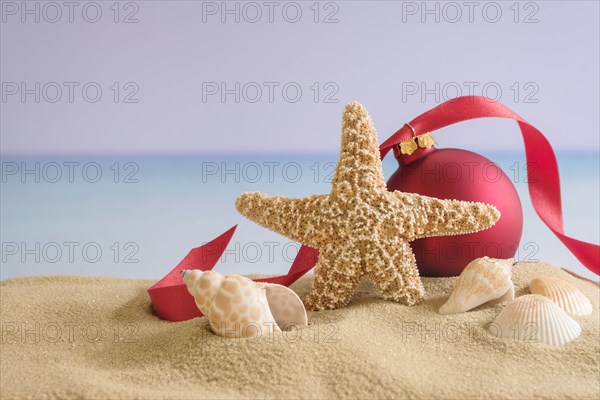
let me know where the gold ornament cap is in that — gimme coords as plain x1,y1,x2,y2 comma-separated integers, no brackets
398,124,436,156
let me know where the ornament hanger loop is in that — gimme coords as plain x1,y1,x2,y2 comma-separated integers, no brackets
405,123,417,137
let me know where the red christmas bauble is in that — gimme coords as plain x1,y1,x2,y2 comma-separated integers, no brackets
387,145,523,277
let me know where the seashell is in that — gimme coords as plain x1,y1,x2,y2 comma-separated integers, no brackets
529,276,592,316
264,283,308,330
489,294,581,346
181,270,307,338
439,257,514,314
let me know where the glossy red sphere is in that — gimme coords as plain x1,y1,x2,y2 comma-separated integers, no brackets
387,147,523,277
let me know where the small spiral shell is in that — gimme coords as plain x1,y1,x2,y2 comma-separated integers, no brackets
181,270,307,338
439,257,514,314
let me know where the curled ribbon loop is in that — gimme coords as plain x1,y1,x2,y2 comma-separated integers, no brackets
380,96,599,275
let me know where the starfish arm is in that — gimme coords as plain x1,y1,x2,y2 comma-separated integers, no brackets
365,239,426,306
331,101,387,195
304,243,365,310
392,192,501,240
235,192,332,248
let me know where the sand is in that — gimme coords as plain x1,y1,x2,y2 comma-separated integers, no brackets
1,261,599,399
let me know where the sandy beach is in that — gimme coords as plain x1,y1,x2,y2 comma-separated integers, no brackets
1,261,599,399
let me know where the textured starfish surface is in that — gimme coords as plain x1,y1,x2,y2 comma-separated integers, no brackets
236,102,501,310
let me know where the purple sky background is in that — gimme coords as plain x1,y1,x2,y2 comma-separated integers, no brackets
1,1,599,155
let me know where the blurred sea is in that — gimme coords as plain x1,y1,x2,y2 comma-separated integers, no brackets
1,151,599,281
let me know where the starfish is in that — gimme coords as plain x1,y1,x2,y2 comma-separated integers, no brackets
235,102,500,310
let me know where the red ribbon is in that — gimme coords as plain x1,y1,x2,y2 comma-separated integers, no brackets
148,225,319,321
380,96,599,275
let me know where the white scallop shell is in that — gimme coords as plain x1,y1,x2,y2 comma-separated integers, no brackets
181,270,307,338
529,276,592,316
439,257,514,314
488,294,581,346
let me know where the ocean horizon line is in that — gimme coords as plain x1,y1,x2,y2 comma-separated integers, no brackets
1,150,598,160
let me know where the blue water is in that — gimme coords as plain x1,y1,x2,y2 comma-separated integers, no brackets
1,151,598,281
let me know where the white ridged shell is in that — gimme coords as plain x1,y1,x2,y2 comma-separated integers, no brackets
529,276,592,316
181,270,307,338
489,294,581,346
439,257,514,314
